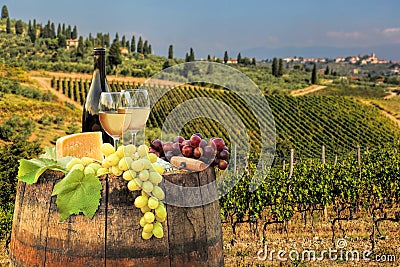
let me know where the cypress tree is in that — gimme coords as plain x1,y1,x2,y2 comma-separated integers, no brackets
224,51,229,64
1,5,9,19
278,58,284,76
114,32,119,42
50,22,56,38
104,33,110,47
252,57,257,66
28,20,36,43
143,40,149,54
148,44,152,54
6,17,11,34
324,65,330,75
311,63,317,84
77,36,84,58
185,53,189,62
108,40,122,74
207,54,211,61
72,26,78,39
121,35,126,47
62,23,66,36
272,57,278,76
66,25,71,39
57,23,61,37
15,20,24,35
131,35,136,53
189,48,195,61
168,45,174,59
137,36,143,53
237,53,242,64
58,34,66,48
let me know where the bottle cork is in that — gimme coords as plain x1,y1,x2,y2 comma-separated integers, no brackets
170,156,207,172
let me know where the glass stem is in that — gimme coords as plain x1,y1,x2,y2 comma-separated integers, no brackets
113,137,119,151
131,133,137,146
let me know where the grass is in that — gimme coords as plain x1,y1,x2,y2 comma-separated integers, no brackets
372,96,400,120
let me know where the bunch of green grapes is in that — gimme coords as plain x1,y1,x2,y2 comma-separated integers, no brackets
100,143,167,240
66,156,102,175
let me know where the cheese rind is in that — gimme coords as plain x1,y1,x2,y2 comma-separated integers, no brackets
56,132,104,161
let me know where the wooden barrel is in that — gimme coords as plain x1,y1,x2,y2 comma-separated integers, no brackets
9,167,224,267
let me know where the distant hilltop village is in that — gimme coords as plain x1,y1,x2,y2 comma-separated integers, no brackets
282,53,394,65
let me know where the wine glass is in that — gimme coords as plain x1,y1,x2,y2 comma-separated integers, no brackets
121,89,150,145
98,92,131,150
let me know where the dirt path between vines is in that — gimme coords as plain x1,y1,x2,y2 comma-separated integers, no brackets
30,76,83,110
291,85,327,96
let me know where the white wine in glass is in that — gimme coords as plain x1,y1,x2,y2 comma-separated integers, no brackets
121,89,150,145
99,92,131,150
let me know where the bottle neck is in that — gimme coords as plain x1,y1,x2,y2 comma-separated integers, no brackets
94,53,107,91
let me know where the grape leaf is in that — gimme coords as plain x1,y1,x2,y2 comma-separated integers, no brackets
52,169,102,222
18,158,64,184
39,147,57,161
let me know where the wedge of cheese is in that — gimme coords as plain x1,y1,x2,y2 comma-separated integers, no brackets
56,132,103,161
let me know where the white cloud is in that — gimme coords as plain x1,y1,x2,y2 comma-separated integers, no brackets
326,31,365,39
382,27,400,35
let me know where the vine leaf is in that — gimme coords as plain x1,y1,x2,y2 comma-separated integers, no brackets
52,169,102,222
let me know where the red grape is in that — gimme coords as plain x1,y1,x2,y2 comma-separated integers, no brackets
190,134,202,148
174,136,185,143
218,149,230,160
218,160,228,170
212,138,225,152
182,145,194,157
182,140,191,147
151,139,163,152
193,147,203,158
172,143,181,155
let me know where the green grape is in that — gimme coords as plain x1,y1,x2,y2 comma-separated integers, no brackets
137,144,149,158
102,158,111,168
84,166,95,175
71,163,85,172
111,166,123,176
139,170,150,181
156,215,166,223
139,216,147,227
88,163,101,172
148,153,158,164
155,204,167,219
141,159,152,170
101,143,115,157
115,146,125,158
149,172,163,185
152,185,165,200
152,163,165,175
144,211,155,223
81,157,94,166
143,223,154,233
123,170,136,181
118,157,134,171
106,153,120,167
97,167,109,176
133,178,143,187
66,158,83,171
124,144,137,157
142,191,150,197
142,230,153,240
127,179,141,191
147,196,159,210
152,223,164,238
134,195,148,209
141,205,151,214
131,160,144,172
142,181,154,193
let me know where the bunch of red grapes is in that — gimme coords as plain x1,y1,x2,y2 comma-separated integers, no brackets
150,134,229,170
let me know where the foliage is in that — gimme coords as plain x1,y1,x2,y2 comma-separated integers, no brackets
0,115,35,142
1,5,8,19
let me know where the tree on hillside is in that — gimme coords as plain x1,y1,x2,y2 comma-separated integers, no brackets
207,54,211,61
137,36,143,53
50,22,56,38
252,57,257,66
114,32,119,42
72,26,78,39
1,5,9,19
77,36,84,58
237,53,242,64
6,17,11,34
121,35,126,47
57,23,61,37
15,20,24,35
66,25,71,39
28,20,36,43
311,63,317,84
131,36,136,53
168,45,174,59
189,47,195,61
185,52,189,62
143,40,149,54
148,44,152,54
62,23,66,36
272,57,278,76
58,34,67,48
224,51,229,64
108,40,122,75
278,58,284,77
324,65,330,75
162,60,171,70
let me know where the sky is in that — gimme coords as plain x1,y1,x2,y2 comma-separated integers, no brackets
3,0,400,60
